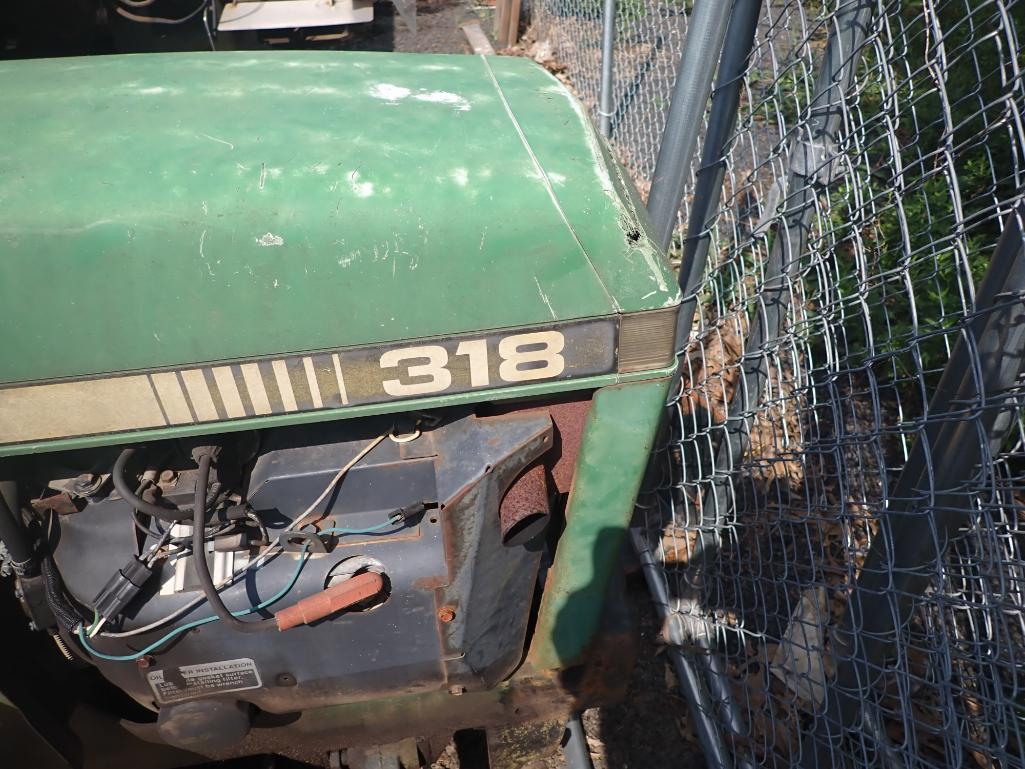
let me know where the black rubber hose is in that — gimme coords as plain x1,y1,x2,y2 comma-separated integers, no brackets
0,481,38,577
112,448,191,523
191,453,275,633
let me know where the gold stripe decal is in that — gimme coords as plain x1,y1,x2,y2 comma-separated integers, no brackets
150,372,194,424
0,377,165,443
0,317,624,447
302,357,323,409
240,363,272,415
331,354,350,405
212,367,247,419
180,370,219,422
271,360,298,413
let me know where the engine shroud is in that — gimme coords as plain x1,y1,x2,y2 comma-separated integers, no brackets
53,408,552,714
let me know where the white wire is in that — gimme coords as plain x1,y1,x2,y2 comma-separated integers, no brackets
290,434,387,530
100,432,388,639
115,0,208,24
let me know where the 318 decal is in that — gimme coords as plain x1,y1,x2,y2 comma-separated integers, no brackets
380,331,566,396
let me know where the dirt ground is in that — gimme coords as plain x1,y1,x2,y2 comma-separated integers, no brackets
427,578,704,769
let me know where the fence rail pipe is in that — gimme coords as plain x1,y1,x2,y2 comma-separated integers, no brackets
800,203,1025,767
598,0,616,137
675,0,763,350
693,0,876,566
629,528,732,769
646,0,734,249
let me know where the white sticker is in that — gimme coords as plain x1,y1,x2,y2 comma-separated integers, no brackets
147,658,262,704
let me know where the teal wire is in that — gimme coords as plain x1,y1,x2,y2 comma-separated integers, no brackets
318,518,400,537
77,548,310,662
76,520,399,663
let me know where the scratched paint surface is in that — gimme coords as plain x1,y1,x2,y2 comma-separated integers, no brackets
0,52,678,385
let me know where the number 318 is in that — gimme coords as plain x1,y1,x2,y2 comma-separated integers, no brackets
380,331,566,396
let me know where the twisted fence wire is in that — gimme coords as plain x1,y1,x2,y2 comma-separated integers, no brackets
535,0,1025,766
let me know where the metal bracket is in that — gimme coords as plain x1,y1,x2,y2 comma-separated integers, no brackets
279,530,329,554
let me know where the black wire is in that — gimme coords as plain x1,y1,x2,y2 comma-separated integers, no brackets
133,509,164,539
191,453,275,633
112,449,191,522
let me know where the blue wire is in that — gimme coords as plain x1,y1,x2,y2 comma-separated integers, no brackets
76,520,399,663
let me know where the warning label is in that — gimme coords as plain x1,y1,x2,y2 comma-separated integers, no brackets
147,658,262,704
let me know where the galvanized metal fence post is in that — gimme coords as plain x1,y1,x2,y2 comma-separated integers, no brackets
597,0,617,138
646,0,734,250
800,203,1025,767
634,4,766,766
693,0,875,568
675,0,763,350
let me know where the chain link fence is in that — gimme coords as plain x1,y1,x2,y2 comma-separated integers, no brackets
533,0,1025,767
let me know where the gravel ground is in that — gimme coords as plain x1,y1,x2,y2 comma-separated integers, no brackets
337,0,488,55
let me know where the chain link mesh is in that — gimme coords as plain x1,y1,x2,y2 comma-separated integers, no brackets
534,0,1024,766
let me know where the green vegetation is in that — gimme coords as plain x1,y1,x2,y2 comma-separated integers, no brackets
825,0,1021,386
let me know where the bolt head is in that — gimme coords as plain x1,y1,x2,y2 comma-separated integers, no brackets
137,655,155,669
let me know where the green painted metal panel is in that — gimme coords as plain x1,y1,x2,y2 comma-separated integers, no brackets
489,58,679,313
0,51,677,387
528,376,671,669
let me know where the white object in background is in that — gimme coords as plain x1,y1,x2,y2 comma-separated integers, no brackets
218,0,374,31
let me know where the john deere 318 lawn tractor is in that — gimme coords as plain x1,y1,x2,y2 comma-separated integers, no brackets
0,50,679,767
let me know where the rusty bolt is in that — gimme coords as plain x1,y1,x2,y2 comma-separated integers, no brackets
158,470,177,484
437,605,456,623
137,655,155,669
449,685,466,696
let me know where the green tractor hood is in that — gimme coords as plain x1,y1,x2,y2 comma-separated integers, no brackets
0,51,679,453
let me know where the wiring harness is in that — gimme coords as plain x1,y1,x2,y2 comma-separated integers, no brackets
74,431,406,662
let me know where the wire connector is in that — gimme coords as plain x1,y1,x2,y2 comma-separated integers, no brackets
388,500,437,524
92,556,154,626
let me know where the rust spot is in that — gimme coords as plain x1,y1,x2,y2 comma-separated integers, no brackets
412,574,448,590
545,399,591,493
30,491,79,515
479,394,593,495
437,605,456,623
499,463,550,546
